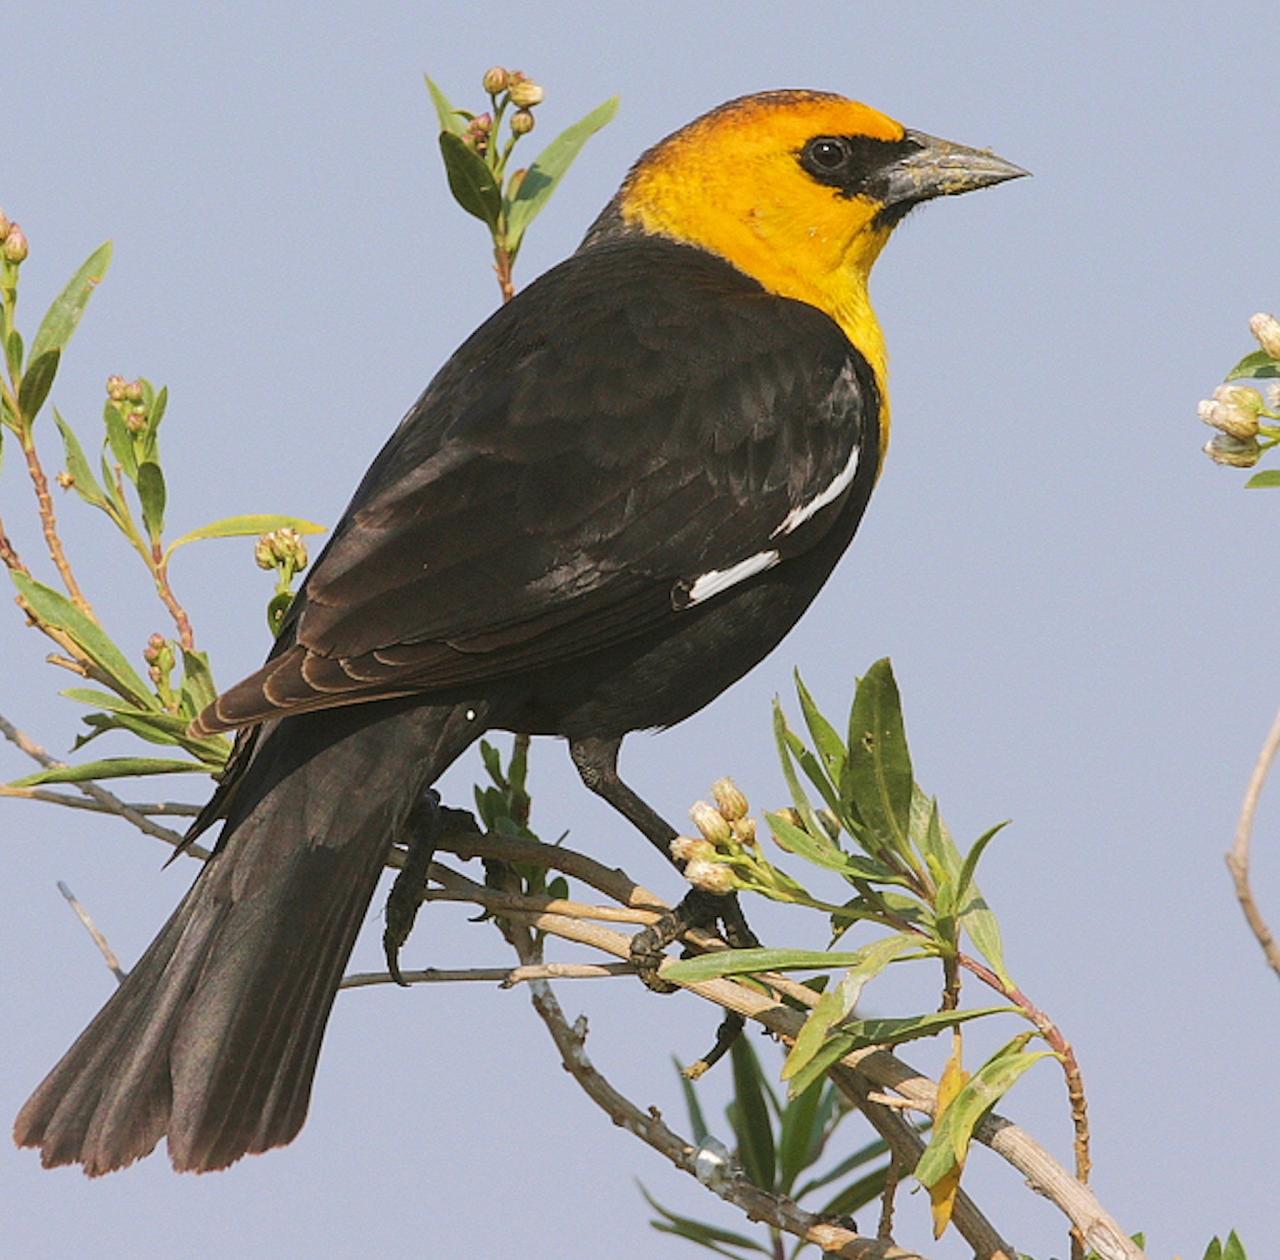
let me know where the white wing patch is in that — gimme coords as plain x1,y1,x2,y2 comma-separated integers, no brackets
685,549,781,606
771,441,860,538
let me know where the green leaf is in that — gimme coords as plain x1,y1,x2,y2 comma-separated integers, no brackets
843,658,914,861
665,942,921,984
423,75,468,136
765,811,907,885
1226,349,1280,381
640,1185,772,1256
782,935,922,1086
10,756,211,787
10,571,154,707
73,709,193,749
29,240,113,362
817,1164,890,1219
772,700,824,840
1220,1232,1248,1260
18,349,59,422
775,1077,824,1193
959,890,1010,986
784,1032,856,1099
135,461,166,539
1245,469,1280,488
53,408,110,509
956,820,1009,905
438,131,502,229
179,648,219,716
729,1036,775,1192
103,399,138,480
165,513,324,557
674,1058,710,1144
915,1034,1053,1186
505,97,619,250
844,1006,1016,1052
5,328,23,380
794,672,846,782
794,1135,890,1201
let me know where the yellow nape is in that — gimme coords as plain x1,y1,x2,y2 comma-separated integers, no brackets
619,90,906,456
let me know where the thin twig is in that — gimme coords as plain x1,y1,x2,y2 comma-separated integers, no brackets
0,784,199,815
0,511,30,574
56,881,126,983
20,432,94,615
1226,701,1280,979
340,960,632,990
148,541,195,651
0,709,204,856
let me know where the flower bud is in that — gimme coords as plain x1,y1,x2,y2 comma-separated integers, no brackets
711,776,749,821
482,66,510,95
2,224,29,264
684,859,734,895
125,379,145,403
1250,312,1280,360
126,409,147,433
731,817,757,846
1268,383,1280,412
1199,396,1259,440
56,470,75,489
1203,433,1262,467
507,73,543,108
255,527,310,572
0,209,10,239
510,109,535,136
690,800,733,846
106,375,127,401
670,835,716,864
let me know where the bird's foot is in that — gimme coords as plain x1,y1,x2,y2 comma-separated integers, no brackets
629,888,761,993
382,788,443,986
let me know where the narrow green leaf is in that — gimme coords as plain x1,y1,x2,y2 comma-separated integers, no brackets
1202,1241,1223,1260
150,385,168,431
10,571,154,707
1221,1232,1248,1260
18,349,59,422
423,75,467,136
776,1077,824,1193
103,400,138,480
766,811,907,885
784,727,843,818
136,461,166,538
785,1032,856,1098
844,1007,1016,1052
438,131,502,229
772,701,823,839
956,820,1010,905
959,891,1010,986
782,935,922,1084
915,1038,1053,1186
843,659,914,860
10,756,210,787
1226,349,1280,381
665,943,918,984
794,672,846,781
674,1058,710,1144
639,1185,772,1255
505,96,619,249
165,513,324,557
179,648,219,715
729,1037,775,1192
5,328,23,380
29,240,113,362
818,1163,890,1219
1245,469,1280,488
74,709,192,749
53,408,110,508
794,1135,890,1201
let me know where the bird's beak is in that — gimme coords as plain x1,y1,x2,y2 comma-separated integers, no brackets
882,130,1029,208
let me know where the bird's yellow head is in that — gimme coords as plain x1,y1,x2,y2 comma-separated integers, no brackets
613,90,1025,448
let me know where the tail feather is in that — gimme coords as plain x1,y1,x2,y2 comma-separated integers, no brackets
14,698,485,1175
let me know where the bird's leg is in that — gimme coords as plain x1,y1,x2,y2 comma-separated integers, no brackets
383,788,443,986
568,735,760,995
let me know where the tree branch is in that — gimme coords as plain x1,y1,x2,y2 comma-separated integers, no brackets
1226,701,1280,978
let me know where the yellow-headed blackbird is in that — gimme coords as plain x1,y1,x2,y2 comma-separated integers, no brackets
15,90,1024,1175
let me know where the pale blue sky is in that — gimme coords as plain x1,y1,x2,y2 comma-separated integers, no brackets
4,4,1278,1257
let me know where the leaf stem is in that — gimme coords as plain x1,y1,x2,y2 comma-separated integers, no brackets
148,539,195,650
20,428,95,616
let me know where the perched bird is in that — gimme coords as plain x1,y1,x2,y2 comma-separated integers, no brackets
14,90,1024,1175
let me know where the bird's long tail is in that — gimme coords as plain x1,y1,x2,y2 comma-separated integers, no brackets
14,697,485,1176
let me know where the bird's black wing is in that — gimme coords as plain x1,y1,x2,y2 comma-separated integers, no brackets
200,237,874,731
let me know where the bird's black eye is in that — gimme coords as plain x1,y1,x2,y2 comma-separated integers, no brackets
805,137,849,171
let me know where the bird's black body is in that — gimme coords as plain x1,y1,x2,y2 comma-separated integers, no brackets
15,90,1023,1176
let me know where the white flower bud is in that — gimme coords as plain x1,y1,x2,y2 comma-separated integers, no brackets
690,800,732,846
670,835,715,864
1203,433,1262,467
710,777,749,821
1250,312,1280,359
1200,396,1259,440
683,859,734,894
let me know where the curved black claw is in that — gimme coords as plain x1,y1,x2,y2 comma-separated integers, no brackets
383,788,443,986
629,888,760,993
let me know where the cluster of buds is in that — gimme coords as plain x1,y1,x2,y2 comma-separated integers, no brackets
105,375,149,433
671,777,758,894
1250,312,1280,361
462,111,493,154
480,66,543,136
254,527,309,576
0,209,28,265
143,632,177,703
